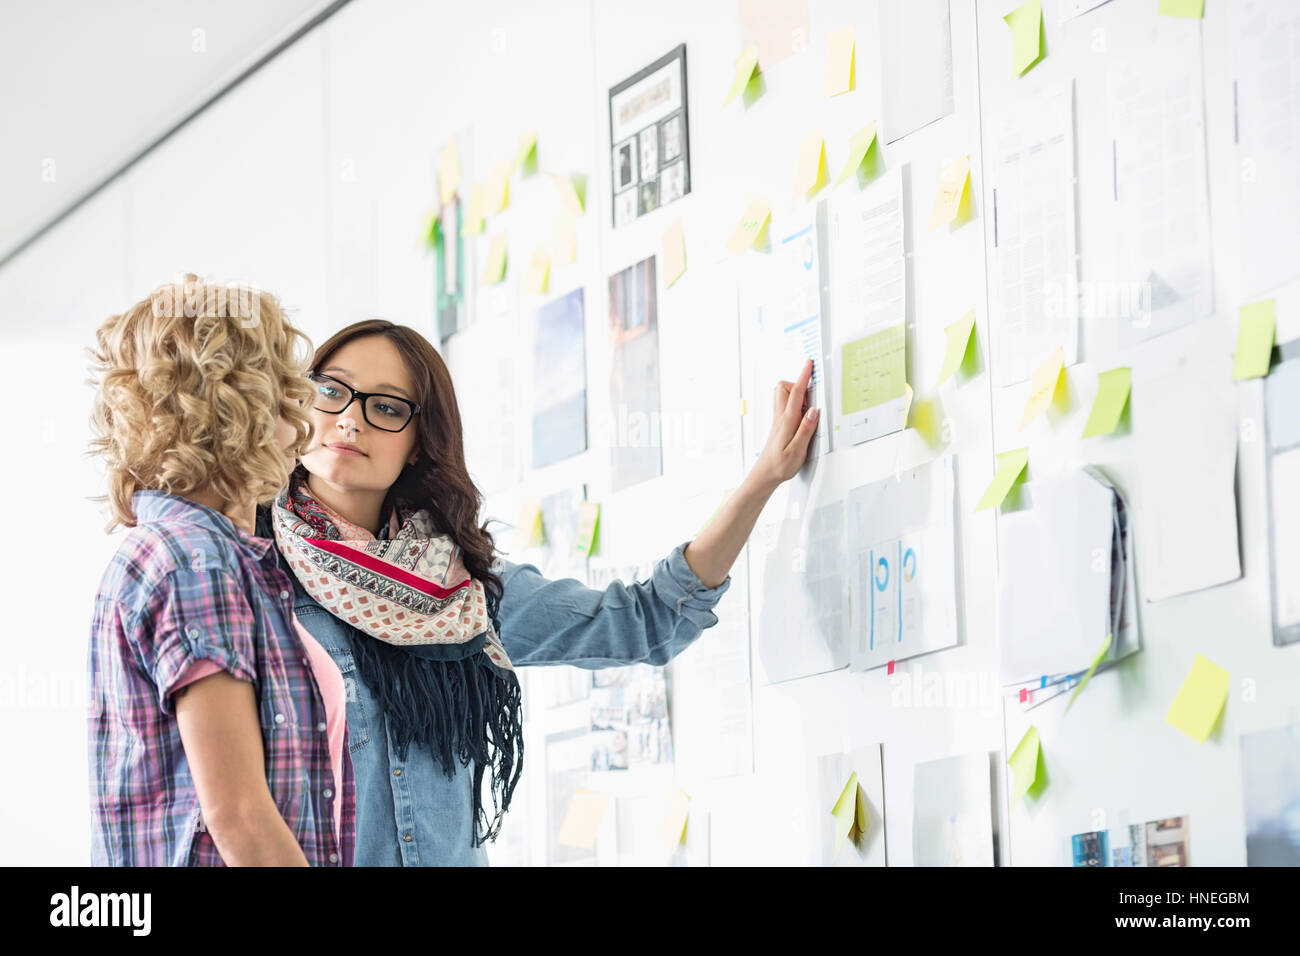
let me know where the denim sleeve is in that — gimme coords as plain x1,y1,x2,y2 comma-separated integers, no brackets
494,541,732,669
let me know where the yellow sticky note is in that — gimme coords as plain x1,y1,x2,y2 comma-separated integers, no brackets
1166,654,1229,744
556,788,610,848
659,788,690,855
726,196,772,253
1018,346,1065,431
841,325,906,414
1233,299,1276,381
1004,0,1044,77
825,26,855,97
795,129,828,197
724,46,761,106
834,122,879,187
662,218,686,288
486,160,511,214
521,244,550,295
936,309,977,385
831,771,859,860
461,183,486,236
1008,725,1043,807
697,488,733,536
975,447,1029,511
514,130,538,176
1066,633,1112,713
552,174,585,217
514,497,544,549
481,232,508,285
554,214,577,266
438,141,460,205
572,501,600,558
1159,0,1204,17
926,155,971,231
1082,367,1131,438
853,779,869,839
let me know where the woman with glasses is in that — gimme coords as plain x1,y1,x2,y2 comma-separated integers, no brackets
256,318,820,865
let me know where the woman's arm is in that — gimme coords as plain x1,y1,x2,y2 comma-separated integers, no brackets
174,672,309,866
683,358,819,587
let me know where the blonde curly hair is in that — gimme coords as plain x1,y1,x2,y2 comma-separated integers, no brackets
87,273,317,532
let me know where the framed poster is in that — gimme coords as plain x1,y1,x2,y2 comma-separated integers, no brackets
608,44,691,228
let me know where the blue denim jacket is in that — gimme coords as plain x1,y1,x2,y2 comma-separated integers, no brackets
255,506,731,865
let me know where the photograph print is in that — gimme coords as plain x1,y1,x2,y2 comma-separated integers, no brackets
608,43,691,227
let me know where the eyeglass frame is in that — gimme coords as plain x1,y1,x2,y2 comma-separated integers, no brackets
306,371,422,433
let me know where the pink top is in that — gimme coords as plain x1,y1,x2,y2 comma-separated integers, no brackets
172,614,347,844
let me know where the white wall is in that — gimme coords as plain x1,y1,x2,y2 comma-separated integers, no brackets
2,0,1296,866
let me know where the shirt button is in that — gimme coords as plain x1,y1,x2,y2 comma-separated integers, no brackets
274,713,285,724
323,788,333,799
186,626,199,638
328,852,338,863
281,590,291,600
403,833,412,842
393,768,403,777
316,721,327,732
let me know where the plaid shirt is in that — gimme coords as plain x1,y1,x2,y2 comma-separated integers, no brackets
88,490,354,866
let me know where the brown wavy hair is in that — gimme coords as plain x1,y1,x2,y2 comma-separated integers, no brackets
87,273,316,532
308,320,502,608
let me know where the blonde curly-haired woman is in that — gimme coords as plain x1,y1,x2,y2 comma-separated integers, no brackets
86,275,352,866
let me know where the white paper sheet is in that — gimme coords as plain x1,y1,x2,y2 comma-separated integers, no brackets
669,565,754,781
740,206,832,466
846,456,959,671
1265,355,1300,637
445,312,520,494
1097,18,1213,357
880,0,954,144
828,168,909,447
1133,353,1241,602
816,744,887,867
998,470,1118,683
987,81,1080,387
1059,0,1113,21
749,491,850,684
912,752,996,867
1230,0,1300,298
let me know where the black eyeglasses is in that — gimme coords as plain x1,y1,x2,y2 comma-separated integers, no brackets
307,372,421,433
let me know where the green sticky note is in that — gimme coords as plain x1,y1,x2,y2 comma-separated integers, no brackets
830,771,859,860
724,46,761,106
572,501,600,558
1159,0,1204,17
514,130,538,176
1004,0,1044,76
1166,654,1229,743
975,447,1029,511
841,325,906,415
1082,367,1131,437
1233,299,1276,381
1066,633,1112,713
1008,725,1043,807
936,309,977,385
834,122,879,186
422,209,440,250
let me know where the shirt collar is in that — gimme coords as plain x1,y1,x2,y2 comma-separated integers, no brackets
133,490,275,561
